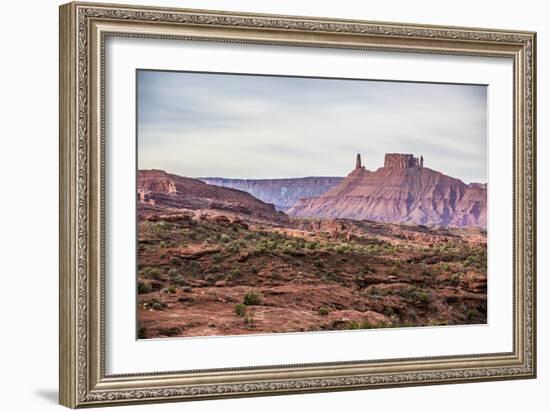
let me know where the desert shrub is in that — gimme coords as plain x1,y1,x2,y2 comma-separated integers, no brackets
440,263,450,271
243,291,261,306
388,267,399,276
183,261,201,277
322,272,338,283
168,268,180,278
395,286,414,299
208,265,221,274
250,266,259,274
141,267,163,281
219,234,231,243
226,242,241,253
346,320,376,330
228,269,242,281
466,308,481,321
463,250,487,270
346,321,360,330
413,290,431,304
234,303,247,317
152,302,163,310
318,307,330,316
306,241,319,250
271,272,282,280
153,221,170,233
362,265,376,274
314,260,325,270
244,314,255,327
212,253,223,264
383,306,395,317
162,285,177,294
137,282,152,294
335,243,351,254
450,272,464,285
364,286,394,297
282,244,295,254
169,257,180,266
367,244,381,254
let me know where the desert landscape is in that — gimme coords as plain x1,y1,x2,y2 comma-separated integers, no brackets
137,153,487,339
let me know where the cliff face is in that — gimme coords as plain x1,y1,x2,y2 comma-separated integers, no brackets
287,155,487,227
138,170,280,219
199,177,343,211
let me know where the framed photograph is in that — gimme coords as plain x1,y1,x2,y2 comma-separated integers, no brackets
59,2,536,408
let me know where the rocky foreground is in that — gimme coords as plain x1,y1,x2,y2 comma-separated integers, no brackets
137,206,487,338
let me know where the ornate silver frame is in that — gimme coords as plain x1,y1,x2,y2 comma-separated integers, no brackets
59,2,536,408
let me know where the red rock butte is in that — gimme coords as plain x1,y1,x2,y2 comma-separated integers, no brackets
384,153,424,168
288,153,487,228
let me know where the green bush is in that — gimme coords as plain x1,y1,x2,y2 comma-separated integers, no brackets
335,243,350,254
346,320,376,330
234,303,247,317
450,272,463,285
212,253,223,264
466,308,480,321
229,269,242,281
226,242,241,253
383,306,394,317
243,291,261,306
153,221,170,234
141,267,163,280
362,265,376,274
137,282,152,294
318,307,330,316
168,268,180,278
413,290,431,304
306,241,319,250
162,285,177,294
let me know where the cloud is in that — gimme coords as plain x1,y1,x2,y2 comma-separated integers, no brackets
137,70,487,183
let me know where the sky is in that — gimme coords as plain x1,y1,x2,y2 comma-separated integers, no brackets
137,70,487,183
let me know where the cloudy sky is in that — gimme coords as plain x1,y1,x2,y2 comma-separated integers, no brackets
137,70,487,183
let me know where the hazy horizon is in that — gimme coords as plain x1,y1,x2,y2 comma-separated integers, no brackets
137,70,487,183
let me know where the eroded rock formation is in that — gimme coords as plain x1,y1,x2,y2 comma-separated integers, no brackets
288,154,487,227
138,170,281,219
199,176,343,211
